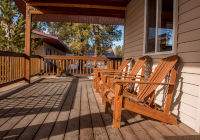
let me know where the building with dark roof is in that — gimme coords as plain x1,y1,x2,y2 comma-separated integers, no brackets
31,30,72,56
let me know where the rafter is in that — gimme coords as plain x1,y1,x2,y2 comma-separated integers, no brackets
28,2,126,11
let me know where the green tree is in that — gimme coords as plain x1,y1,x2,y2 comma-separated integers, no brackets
114,45,123,57
0,0,43,53
0,0,22,52
47,23,122,56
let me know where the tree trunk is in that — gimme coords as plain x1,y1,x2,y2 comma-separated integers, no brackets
94,46,98,57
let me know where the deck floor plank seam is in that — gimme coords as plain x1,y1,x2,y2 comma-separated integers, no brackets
0,83,42,112
1,82,57,139
0,82,54,139
17,80,66,140
48,78,78,140
121,110,150,140
33,81,71,140
2,83,62,140
64,79,81,140
92,83,124,140
0,83,40,109
0,82,49,118
0,78,198,140
0,82,53,134
87,81,110,140
80,81,94,140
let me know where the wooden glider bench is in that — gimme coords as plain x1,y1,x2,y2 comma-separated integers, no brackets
93,58,131,93
100,56,149,98
103,55,179,128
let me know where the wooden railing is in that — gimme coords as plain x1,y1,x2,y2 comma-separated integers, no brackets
0,51,42,87
0,51,25,86
30,55,42,76
0,51,122,87
42,56,122,76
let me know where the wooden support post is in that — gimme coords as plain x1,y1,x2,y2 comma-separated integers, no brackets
25,5,32,83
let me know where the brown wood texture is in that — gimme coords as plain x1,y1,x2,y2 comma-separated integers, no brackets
100,56,148,97
24,5,32,83
103,55,180,128
93,58,130,93
0,78,197,139
42,56,122,77
0,51,42,87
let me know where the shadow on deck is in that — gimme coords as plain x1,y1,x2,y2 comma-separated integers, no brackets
0,78,199,140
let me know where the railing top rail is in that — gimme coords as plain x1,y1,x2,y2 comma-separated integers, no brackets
0,51,25,57
42,55,122,61
30,55,43,58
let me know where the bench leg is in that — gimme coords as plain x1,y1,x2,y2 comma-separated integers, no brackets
112,96,123,128
105,102,111,114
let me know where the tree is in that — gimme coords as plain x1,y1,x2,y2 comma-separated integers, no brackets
47,23,122,56
0,0,43,53
0,0,23,52
114,45,123,57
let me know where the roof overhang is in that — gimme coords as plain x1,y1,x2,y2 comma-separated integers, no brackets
32,30,72,54
14,0,130,25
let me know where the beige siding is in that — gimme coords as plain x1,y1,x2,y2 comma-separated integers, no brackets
124,0,200,132
124,0,144,59
33,42,66,56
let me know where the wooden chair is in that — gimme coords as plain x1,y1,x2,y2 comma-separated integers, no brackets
103,55,179,128
93,58,131,92
100,56,149,98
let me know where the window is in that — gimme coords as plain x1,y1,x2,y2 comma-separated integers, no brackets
46,48,49,55
144,0,174,54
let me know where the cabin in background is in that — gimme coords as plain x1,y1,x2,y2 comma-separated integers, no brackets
31,30,72,56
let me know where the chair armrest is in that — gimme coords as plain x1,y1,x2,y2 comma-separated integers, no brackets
114,79,174,86
113,76,143,79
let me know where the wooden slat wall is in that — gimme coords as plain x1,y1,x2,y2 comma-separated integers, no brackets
0,52,42,87
0,52,25,86
123,0,144,59
124,0,200,132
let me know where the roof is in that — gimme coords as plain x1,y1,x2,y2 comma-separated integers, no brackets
14,0,131,25
32,30,72,53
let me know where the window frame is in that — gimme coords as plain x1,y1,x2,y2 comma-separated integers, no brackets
143,0,177,55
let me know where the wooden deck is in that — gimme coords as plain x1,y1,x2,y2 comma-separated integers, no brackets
0,78,199,140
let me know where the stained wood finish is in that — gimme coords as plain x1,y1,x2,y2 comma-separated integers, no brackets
0,51,42,87
25,5,32,83
103,55,180,128
93,58,131,93
42,55,122,77
100,56,148,98
0,78,198,139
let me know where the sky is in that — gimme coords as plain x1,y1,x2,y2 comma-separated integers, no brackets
112,25,124,48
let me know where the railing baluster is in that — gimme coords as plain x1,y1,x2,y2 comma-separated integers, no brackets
86,60,88,74
66,59,68,73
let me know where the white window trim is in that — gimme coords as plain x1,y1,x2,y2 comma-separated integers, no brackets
143,0,177,56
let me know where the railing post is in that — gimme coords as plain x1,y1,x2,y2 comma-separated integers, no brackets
25,5,32,83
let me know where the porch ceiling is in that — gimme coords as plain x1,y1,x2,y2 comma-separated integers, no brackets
14,0,130,25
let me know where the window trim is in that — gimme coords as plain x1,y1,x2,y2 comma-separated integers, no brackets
143,0,177,56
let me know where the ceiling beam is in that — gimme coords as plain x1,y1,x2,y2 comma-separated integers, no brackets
28,2,126,11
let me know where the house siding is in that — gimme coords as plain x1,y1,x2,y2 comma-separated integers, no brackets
33,42,66,56
124,0,200,132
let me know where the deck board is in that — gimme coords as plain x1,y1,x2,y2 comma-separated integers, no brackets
0,78,199,140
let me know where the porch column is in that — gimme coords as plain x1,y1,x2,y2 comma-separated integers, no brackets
25,5,32,83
